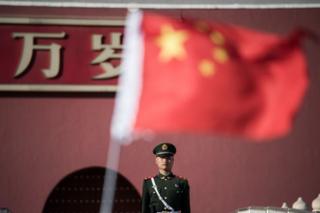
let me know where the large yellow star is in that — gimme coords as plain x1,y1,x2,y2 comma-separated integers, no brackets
156,24,188,62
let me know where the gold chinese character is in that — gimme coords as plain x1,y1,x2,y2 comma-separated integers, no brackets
91,32,123,79
12,32,66,78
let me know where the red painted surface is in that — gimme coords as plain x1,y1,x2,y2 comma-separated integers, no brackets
1,6,320,213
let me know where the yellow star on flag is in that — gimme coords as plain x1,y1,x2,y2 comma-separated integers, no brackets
156,24,188,62
199,59,215,77
210,31,225,45
213,47,229,63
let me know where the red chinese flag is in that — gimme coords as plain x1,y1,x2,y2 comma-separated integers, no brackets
111,10,308,143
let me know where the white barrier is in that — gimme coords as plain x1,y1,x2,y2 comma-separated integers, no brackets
235,206,311,213
235,194,320,213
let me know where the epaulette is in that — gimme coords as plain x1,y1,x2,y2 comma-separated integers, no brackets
144,176,153,180
177,175,187,180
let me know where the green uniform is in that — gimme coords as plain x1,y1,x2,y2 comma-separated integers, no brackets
142,173,190,213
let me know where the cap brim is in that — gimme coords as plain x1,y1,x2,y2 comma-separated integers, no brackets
156,153,174,158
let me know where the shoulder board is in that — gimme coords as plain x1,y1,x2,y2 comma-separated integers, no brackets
144,176,153,180
177,175,187,180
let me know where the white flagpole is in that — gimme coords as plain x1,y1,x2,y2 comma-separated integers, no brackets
110,8,143,143
99,8,143,213
99,139,121,213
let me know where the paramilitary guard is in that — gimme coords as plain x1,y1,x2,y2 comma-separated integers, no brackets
142,142,190,213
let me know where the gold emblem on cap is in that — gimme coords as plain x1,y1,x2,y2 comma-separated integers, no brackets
162,144,168,150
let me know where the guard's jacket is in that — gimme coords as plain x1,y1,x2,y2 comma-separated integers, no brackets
142,173,190,213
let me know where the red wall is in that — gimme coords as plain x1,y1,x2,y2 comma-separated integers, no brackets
1,6,320,213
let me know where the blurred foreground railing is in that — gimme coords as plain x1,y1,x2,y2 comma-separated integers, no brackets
234,194,320,213
235,206,312,213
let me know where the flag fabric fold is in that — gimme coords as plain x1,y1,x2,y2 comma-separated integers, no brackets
111,10,309,143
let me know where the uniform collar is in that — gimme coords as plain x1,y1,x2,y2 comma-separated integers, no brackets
158,172,175,180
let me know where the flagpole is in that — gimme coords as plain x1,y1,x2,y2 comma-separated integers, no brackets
99,8,143,212
99,138,121,213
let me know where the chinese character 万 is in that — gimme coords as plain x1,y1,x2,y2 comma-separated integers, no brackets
12,32,66,78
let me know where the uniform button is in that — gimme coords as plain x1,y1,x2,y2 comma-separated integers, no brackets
164,187,167,190
164,197,167,200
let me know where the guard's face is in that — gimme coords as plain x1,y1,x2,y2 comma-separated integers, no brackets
155,156,174,172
